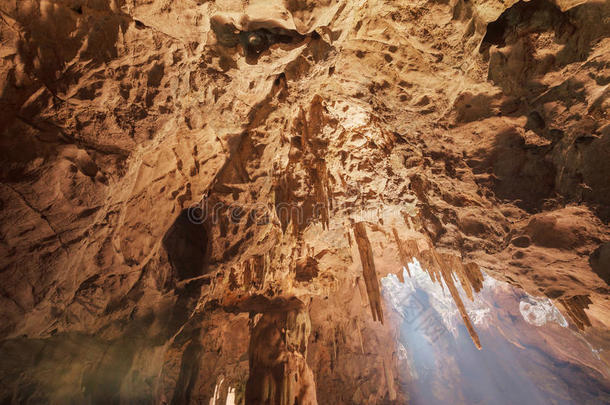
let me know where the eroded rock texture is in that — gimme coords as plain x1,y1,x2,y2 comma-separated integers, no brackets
0,0,609,403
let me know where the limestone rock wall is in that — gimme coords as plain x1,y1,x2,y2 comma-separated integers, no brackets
0,0,609,403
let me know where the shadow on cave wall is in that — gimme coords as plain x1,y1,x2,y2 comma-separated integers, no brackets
480,0,609,97
161,208,212,341
466,128,556,213
476,0,610,218
0,0,132,181
170,333,204,405
1,0,131,117
480,0,607,63
590,242,610,286
0,208,213,404
9,0,131,96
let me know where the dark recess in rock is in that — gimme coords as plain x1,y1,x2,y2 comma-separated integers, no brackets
211,17,308,62
590,242,610,285
295,256,319,282
163,209,210,280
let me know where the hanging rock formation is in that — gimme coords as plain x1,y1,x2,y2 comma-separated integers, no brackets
0,0,609,403
352,222,384,324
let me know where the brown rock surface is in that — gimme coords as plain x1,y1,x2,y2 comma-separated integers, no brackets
0,0,609,403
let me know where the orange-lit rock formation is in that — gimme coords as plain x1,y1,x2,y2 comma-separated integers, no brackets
0,0,609,403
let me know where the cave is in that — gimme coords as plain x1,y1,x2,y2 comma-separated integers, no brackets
0,1,609,404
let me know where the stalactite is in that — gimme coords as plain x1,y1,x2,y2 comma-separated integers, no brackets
397,233,483,349
559,295,592,330
355,318,365,354
383,355,397,401
290,97,332,233
352,222,384,324
430,248,482,350
228,268,238,291
392,228,408,281
356,277,368,309
243,260,252,291
464,262,484,294
312,159,331,230
419,249,441,285
252,255,266,289
331,325,337,371
443,253,474,301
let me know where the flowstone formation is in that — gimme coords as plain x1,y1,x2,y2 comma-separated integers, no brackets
0,0,609,404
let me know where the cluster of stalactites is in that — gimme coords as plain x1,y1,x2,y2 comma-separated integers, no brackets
559,295,592,330
350,221,486,349
392,226,484,349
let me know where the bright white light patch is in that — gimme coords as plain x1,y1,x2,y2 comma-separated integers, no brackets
519,296,568,327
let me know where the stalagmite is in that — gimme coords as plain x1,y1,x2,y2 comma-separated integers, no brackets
352,222,384,324
246,307,317,405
